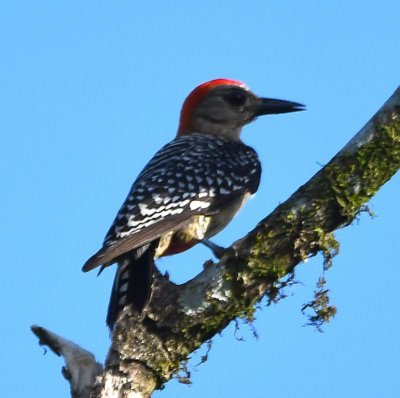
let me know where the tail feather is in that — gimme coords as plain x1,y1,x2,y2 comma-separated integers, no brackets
106,241,158,329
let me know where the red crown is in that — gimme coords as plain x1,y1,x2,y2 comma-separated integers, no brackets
178,79,248,135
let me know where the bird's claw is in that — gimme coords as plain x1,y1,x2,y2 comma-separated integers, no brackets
201,239,229,259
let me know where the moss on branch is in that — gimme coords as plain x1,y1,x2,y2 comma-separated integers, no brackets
105,88,400,393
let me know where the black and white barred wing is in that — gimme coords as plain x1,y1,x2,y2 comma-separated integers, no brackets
82,133,261,272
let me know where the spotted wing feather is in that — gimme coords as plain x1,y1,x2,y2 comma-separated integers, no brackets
83,133,261,272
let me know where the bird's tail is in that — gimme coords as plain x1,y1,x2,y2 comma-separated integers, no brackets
106,241,158,329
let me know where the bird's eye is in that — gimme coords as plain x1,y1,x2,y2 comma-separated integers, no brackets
224,91,247,107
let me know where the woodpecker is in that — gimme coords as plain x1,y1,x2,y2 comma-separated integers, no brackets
83,78,304,329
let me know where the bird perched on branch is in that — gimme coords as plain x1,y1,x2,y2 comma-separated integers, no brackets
83,78,304,329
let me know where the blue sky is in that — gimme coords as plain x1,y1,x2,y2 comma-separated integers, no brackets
1,2,399,397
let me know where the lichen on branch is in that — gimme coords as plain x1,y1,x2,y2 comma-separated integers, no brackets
32,87,400,398
103,87,400,392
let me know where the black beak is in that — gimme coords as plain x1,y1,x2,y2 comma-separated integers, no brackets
255,98,306,116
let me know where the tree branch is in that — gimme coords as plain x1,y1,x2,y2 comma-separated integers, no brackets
32,86,400,397
31,326,102,398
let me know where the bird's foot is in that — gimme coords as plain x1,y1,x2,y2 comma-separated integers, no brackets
201,239,228,259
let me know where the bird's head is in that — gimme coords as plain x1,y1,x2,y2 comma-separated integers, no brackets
177,78,305,141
